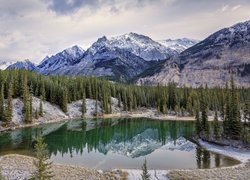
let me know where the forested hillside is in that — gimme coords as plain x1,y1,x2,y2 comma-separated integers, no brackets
0,69,249,121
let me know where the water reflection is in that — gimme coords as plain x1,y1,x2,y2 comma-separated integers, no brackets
0,118,239,170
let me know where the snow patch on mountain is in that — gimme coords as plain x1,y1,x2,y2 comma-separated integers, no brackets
158,38,199,53
109,32,177,61
38,45,85,75
0,60,16,70
6,60,37,71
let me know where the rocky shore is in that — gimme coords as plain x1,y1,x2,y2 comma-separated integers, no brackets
0,154,114,180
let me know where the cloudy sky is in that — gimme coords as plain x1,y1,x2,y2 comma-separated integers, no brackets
0,0,250,63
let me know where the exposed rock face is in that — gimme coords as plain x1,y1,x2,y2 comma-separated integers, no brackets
137,21,250,87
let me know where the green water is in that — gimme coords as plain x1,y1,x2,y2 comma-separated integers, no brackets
0,118,239,170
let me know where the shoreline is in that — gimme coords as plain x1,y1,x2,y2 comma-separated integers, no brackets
1,112,249,179
0,140,250,180
0,109,207,133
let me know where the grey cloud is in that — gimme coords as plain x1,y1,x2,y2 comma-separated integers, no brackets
42,0,158,15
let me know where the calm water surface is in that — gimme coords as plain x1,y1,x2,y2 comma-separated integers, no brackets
0,118,239,170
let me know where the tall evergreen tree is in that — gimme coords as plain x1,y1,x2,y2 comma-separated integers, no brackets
141,159,150,180
228,76,242,140
200,89,209,137
0,83,4,121
62,87,68,113
82,91,86,117
195,106,201,136
31,136,53,180
39,95,43,117
213,111,220,139
5,83,13,122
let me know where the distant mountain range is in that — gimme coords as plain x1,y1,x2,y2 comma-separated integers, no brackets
0,60,16,70
3,20,250,87
7,59,37,71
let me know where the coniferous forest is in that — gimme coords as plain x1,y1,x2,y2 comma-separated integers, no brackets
0,70,249,143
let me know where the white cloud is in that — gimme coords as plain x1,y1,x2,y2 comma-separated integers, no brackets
231,5,241,11
221,5,229,12
0,0,249,63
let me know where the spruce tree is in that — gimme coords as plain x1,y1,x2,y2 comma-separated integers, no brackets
195,106,201,136
62,87,68,113
200,89,209,137
0,83,4,121
141,159,150,180
229,76,241,140
35,108,39,119
39,96,43,117
5,83,13,122
213,111,220,139
242,102,250,143
31,136,53,180
82,91,86,117
223,82,230,136
118,93,121,108
40,80,46,101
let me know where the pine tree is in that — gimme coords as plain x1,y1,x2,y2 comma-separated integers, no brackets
35,108,39,119
118,93,121,108
223,82,230,136
195,106,201,136
200,89,209,137
62,87,68,113
39,96,43,117
213,111,220,139
29,95,33,122
40,80,46,101
0,83,4,121
241,102,250,143
141,159,150,180
5,83,13,122
31,136,53,180
82,91,86,117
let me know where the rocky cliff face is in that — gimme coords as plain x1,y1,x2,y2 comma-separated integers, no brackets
137,20,250,87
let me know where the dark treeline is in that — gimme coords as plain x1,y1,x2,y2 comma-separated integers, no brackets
195,76,250,143
0,70,249,121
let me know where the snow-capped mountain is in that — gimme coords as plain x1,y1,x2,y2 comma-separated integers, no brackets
0,60,16,70
37,45,85,75
39,36,154,81
136,20,250,87
36,33,176,81
97,129,196,158
158,38,199,53
109,32,177,61
7,59,37,71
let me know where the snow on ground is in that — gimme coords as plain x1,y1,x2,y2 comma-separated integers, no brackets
68,97,122,118
68,99,102,118
32,97,68,122
124,169,169,180
12,99,24,123
198,139,250,163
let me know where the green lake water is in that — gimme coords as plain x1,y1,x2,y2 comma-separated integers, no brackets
0,118,239,170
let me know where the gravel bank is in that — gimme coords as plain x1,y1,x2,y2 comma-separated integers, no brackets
0,154,114,180
168,161,250,180
167,140,250,180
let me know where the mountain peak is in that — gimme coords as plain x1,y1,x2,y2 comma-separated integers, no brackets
108,32,177,61
158,38,199,53
7,59,37,71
